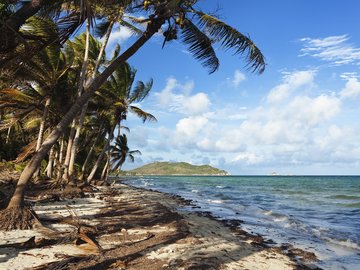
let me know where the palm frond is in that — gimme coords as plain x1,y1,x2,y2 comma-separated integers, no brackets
119,19,143,36
14,139,37,163
129,150,141,155
129,106,157,123
110,133,140,170
0,89,37,104
127,154,135,163
130,78,153,102
112,44,121,59
23,116,41,130
94,19,112,38
57,11,85,45
195,12,265,74
119,125,130,133
181,18,219,74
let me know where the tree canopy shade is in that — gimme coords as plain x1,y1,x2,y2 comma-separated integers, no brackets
0,0,266,230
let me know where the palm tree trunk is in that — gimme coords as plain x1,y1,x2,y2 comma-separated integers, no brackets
56,136,65,180
87,140,110,183
6,126,11,143
35,96,50,151
68,19,91,177
69,20,114,178
80,122,104,179
45,145,54,178
100,155,110,181
62,123,75,181
53,147,59,175
35,96,50,178
92,20,114,80
6,17,164,209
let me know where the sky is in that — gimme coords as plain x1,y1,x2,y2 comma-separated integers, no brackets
106,0,360,175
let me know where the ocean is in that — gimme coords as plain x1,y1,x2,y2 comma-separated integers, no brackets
123,175,360,270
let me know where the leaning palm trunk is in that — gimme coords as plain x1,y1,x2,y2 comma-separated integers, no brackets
34,96,51,179
62,124,75,181
100,155,110,182
35,97,51,152
87,118,118,183
87,139,110,183
80,122,105,180
68,19,91,177
56,136,65,180
68,20,114,178
45,145,55,178
5,18,165,212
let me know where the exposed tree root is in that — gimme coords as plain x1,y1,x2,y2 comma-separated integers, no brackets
0,206,39,230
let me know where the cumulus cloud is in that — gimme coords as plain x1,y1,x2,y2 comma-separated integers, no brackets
156,78,210,115
340,78,360,99
232,70,246,87
300,35,360,65
267,70,315,103
106,26,133,47
155,72,342,157
129,73,360,174
175,116,208,141
286,95,341,126
231,152,264,165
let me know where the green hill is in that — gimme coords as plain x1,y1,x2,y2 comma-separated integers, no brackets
124,162,229,176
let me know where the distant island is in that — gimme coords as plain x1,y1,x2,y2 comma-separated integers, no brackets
120,162,229,176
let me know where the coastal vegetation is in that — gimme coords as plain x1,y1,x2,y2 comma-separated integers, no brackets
122,161,228,175
0,0,265,230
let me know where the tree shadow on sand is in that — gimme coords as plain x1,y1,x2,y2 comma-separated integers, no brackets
21,185,321,270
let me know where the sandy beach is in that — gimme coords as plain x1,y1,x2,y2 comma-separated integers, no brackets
0,182,319,270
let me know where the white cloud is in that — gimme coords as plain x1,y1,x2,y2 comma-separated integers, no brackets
175,116,208,140
287,95,341,126
153,73,342,159
128,74,360,174
106,26,133,47
300,35,360,65
231,152,264,165
232,70,246,87
267,70,315,103
340,72,359,80
156,78,210,115
340,78,360,99
183,93,210,115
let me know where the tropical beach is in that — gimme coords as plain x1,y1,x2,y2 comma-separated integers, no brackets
0,178,321,270
1,0,360,269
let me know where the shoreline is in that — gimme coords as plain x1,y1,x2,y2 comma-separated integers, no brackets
0,182,320,269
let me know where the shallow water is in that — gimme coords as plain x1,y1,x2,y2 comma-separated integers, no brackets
123,175,360,270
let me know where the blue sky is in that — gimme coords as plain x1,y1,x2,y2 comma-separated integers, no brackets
107,0,360,175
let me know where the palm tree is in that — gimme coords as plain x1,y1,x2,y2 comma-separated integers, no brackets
86,59,155,182
0,21,74,169
1,0,266,230
62,30,103,181
110,133,141,174
0,0,135,70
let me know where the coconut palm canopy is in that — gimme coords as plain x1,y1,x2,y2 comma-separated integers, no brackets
0,0,266,230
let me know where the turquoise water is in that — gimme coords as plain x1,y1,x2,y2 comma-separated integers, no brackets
123,175,360,270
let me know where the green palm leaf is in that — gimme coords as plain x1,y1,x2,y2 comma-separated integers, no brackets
130,78,153,103
195,12,265,73
129,106,157,123
181,19,219,74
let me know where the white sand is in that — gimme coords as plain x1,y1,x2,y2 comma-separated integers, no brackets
0,184,300,269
